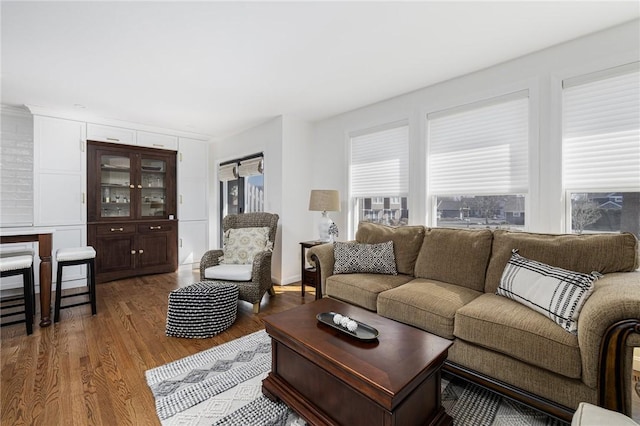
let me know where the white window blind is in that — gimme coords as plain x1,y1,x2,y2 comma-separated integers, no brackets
562,62,640,191
218,163,237,181
238,156,263,177
427,91,529,195
350,124,409,198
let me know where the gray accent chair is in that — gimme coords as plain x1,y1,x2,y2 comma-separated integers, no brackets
200,212,279,313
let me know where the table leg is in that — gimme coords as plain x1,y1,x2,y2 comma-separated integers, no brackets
38,234,53,327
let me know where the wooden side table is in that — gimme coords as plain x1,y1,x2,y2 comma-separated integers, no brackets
300,240,325,299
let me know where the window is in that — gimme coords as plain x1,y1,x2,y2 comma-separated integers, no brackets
350,124,409,230
562,63,640,236
427,91,529,230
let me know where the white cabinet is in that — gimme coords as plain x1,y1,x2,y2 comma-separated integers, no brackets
177,138,209,266
87,123,136,145
177,138,208,221
179,220,208,265
33,116,86,226
137,131,178,151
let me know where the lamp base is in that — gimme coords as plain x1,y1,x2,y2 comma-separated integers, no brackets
317,211,333,242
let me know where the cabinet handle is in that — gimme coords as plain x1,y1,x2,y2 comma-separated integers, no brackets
137,184,142,189
110,227,124,232
82,192,86,204
139,249,144,254
129,184,135,189
131,250,136,255
153,143,164,147
149,226,162,230
179,238,183,248
179,152,183,162
179,194,183,204
107,137,120,142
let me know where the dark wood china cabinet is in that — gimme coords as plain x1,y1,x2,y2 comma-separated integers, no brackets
87,141,178,283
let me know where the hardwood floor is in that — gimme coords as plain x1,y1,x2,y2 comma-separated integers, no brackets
1,268,316,425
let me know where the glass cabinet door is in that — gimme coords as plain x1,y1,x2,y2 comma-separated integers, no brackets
140,157,167,218
100,154,132,219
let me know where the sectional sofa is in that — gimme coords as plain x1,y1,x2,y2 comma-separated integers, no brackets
308,222,640,421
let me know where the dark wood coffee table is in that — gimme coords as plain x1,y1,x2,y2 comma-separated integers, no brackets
262,298,453,426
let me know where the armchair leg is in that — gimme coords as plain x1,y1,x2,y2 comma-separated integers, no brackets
253,303,260,314
268,286,276,296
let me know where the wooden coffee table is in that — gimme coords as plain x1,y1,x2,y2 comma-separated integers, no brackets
262,298,453,426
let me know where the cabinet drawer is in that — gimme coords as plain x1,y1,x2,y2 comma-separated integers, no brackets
137,131,178,151
95,224,136,235
87,124,136,145
137,222,175,234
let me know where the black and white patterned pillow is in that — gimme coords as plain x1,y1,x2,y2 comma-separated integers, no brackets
496,250,600,334
333,241,398,275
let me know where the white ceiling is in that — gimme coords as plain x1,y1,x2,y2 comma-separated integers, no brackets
2,1,638,139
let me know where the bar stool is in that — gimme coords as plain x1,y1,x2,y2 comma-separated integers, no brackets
54,246,97,323
0,248,36,312
0,255,34,335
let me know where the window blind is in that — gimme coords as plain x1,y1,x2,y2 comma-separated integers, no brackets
427,91,529,195
350,124,409,198
238,156,263,177
562,62,640,191
218,163,237,181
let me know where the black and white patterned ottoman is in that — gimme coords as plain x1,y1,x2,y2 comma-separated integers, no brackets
166,281,239,338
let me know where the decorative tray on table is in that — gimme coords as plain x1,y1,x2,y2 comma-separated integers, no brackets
316,312,379,341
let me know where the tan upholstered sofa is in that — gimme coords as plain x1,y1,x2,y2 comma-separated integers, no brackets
308,223,640,421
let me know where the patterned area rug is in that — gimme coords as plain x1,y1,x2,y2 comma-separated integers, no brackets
146,330,569,426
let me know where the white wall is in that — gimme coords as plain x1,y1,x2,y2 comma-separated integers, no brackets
311,19,640,238
281,116,314,284
210,115,315,285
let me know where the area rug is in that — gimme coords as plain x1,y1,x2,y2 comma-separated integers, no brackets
146,330,568,426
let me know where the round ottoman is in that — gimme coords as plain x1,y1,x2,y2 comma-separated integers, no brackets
166,281,239,338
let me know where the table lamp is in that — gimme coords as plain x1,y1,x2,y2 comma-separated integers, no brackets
309,190,340,241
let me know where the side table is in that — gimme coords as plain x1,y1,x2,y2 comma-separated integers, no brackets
300,240,325,299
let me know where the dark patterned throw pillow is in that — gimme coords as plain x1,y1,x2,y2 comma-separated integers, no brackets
333,241,398,275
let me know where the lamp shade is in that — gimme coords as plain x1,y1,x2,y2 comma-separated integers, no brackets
309,190,340,212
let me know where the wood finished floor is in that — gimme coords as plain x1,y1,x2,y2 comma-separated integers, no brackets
1,268,316,425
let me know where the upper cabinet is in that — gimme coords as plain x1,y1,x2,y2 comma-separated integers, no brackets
87,123,136,146
137,131,178,151
87,142,177,223
87,124,178,151
33,116,86,226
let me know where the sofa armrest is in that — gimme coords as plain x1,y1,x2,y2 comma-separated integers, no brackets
199,249,224,280
307,243,335,296
577,271,640,413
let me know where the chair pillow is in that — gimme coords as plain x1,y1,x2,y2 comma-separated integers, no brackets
222,227,270,265
333,241,398,275
204,264,253,281
496,250,600,334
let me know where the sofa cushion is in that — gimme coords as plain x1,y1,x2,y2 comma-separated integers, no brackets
355,222,425,275
454,293,582,379
333,241,397,275
326,273,413,311
414,228,493,291
485,230,639,294
377,278,482,339
497,251,599,334
448,340,595,410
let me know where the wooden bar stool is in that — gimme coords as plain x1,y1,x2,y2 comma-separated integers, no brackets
0,254,34,335
54,246,97,323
